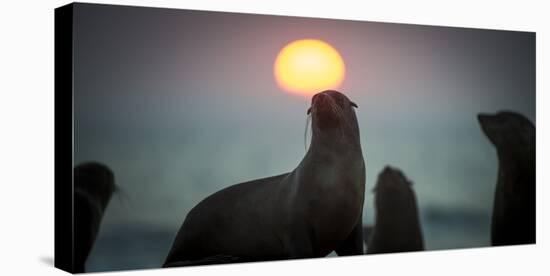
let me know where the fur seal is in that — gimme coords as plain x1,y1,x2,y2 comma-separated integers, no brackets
74,162,116,273
367,166,424,254
478,111,535,246
164,90,366,267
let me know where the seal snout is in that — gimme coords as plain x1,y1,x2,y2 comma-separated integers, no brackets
380,165,401,180
308,92,342,130
477,113,499,143
375,166,412,191
307,90,361,134
477,113,493,127
312,93,331,110
311,91,346,115
308,90,354,115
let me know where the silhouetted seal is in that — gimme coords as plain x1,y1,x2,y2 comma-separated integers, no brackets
74,162,116,273
164,90,365,267
478,111,535,246
367,166,424,254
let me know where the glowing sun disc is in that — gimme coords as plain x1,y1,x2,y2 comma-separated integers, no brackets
274,39,345,97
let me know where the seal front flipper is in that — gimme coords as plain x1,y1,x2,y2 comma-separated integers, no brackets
335,217,364,255
362,225,373,247
285,225,315,259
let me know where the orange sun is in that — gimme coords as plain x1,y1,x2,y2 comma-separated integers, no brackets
274,39,345,97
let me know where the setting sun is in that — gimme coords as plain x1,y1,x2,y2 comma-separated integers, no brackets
274,39,345,97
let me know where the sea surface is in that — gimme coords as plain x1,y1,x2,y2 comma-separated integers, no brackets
81,121,496,272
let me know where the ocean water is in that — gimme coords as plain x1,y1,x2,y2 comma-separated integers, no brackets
80,117,496,272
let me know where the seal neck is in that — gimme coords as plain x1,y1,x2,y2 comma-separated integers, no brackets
497,146,535,174
309,132,362,155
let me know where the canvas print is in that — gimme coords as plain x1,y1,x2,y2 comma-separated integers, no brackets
55,2,535,273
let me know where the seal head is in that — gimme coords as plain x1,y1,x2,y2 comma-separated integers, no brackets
307,90,360,150
478,111,535,159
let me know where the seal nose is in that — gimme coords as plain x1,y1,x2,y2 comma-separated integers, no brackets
477,113,489,124
308,93,328,115
477,113,497,129
314,93,330,106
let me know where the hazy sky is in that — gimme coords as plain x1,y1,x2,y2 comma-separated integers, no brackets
72,3,535,271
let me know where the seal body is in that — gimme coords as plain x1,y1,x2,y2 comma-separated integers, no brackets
367,166,424,254
74,162,116,273
478,111,535,246
164,90,366,266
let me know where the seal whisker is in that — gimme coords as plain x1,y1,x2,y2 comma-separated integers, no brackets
304,114,312,151
114,185,133,209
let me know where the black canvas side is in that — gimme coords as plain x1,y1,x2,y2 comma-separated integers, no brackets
54,3,75,273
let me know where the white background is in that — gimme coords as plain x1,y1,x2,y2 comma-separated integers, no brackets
0,0,548,275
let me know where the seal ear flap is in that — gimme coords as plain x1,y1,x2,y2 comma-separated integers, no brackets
307,107,312,115
351,101,358,108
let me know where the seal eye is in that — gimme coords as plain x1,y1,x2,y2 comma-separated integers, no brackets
351,101,358,108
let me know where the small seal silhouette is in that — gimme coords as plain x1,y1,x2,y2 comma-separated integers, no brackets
367,166,424,254
74,162,117,273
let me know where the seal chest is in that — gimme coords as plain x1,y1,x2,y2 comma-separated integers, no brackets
295,155,365,255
